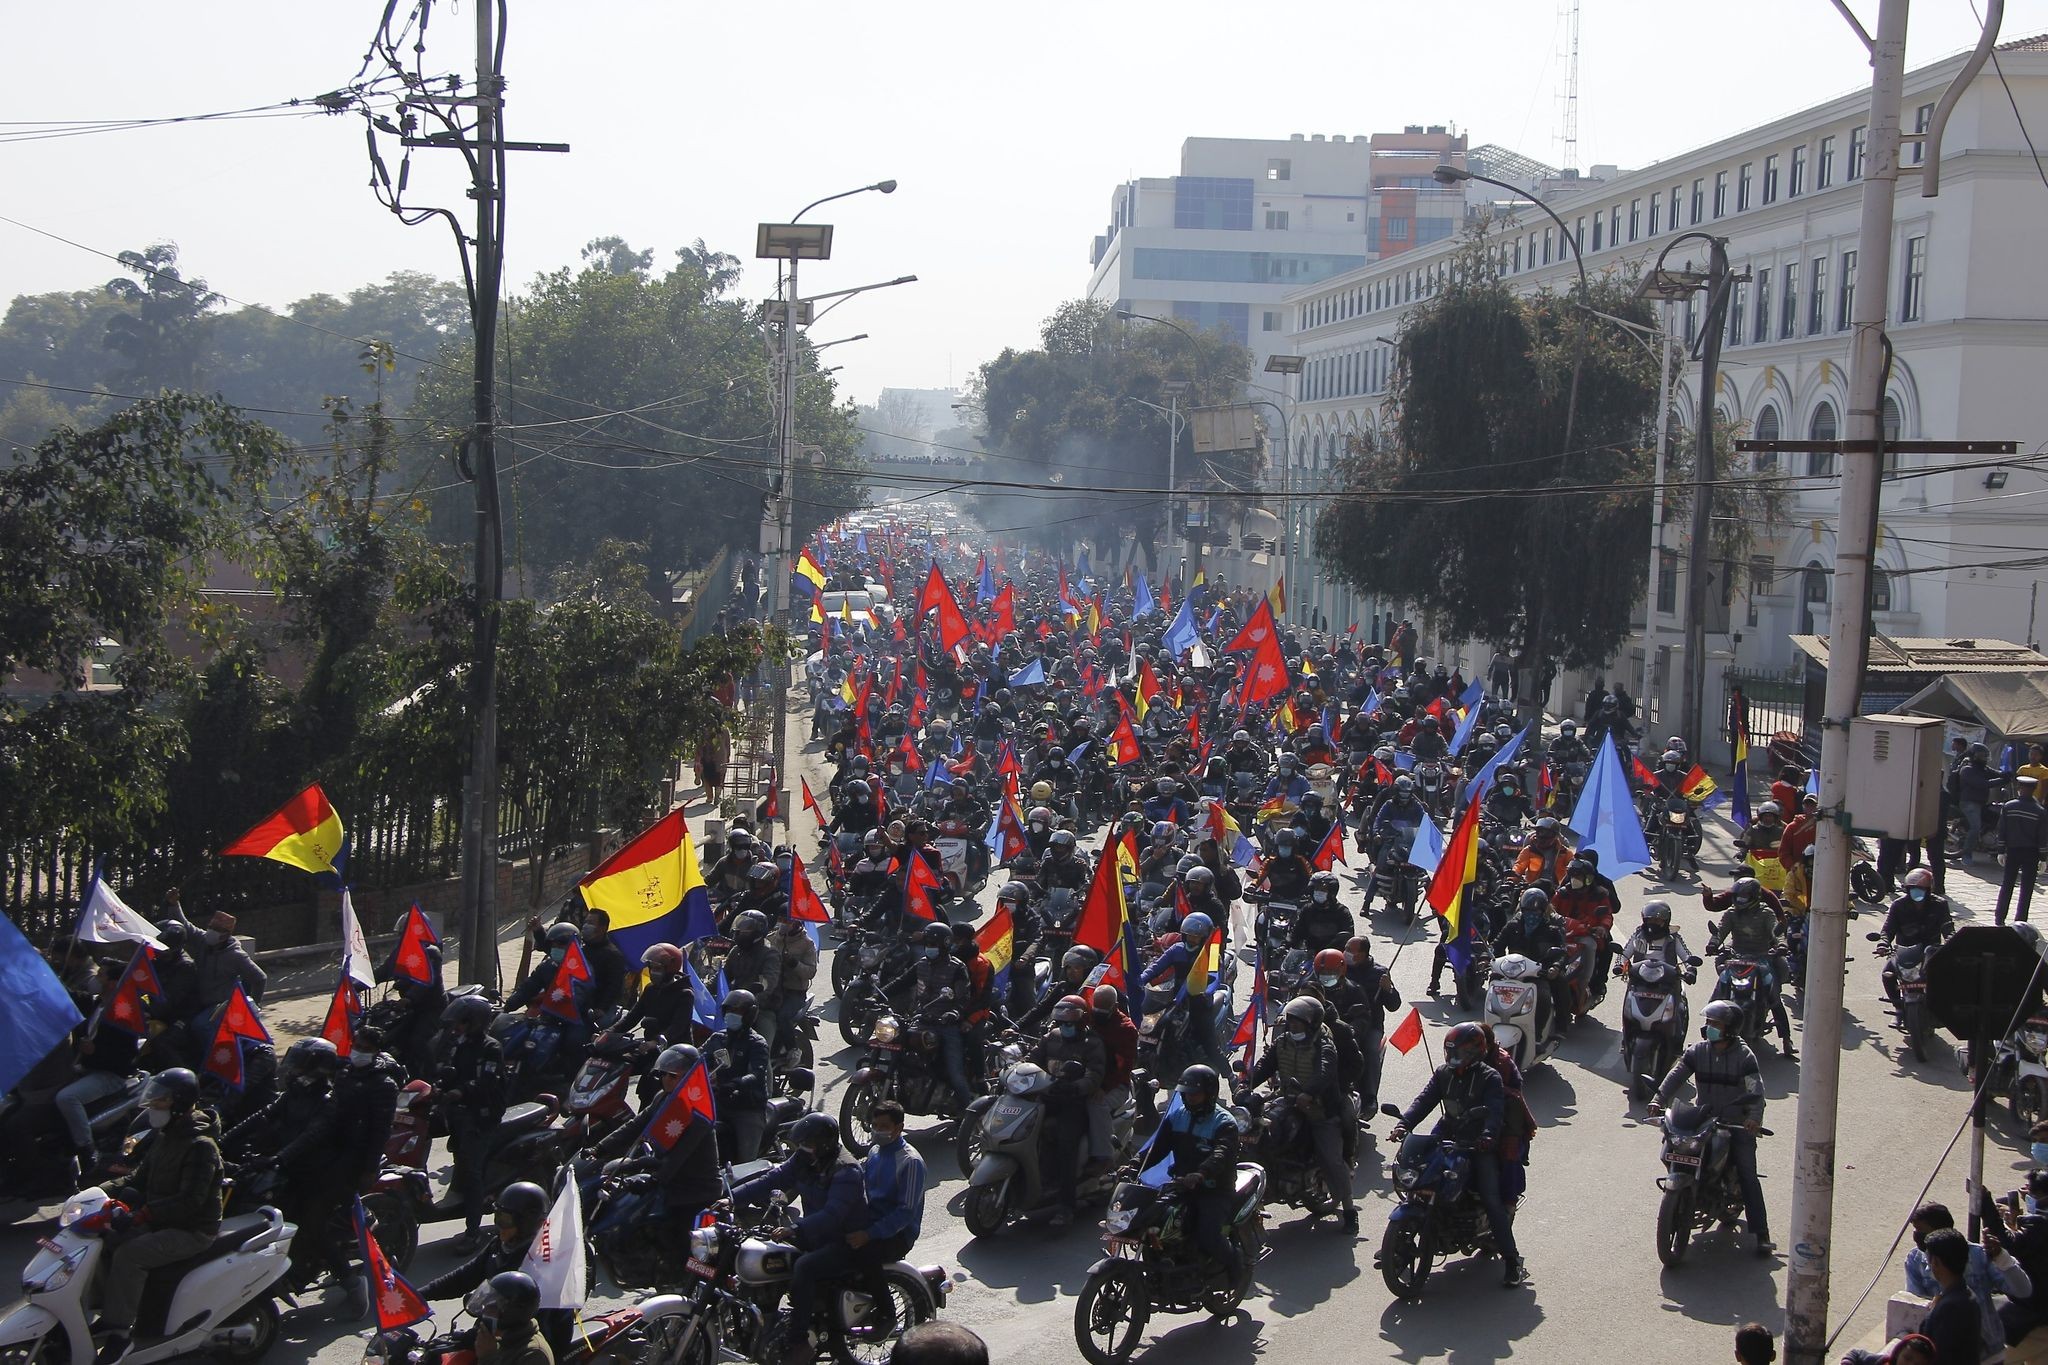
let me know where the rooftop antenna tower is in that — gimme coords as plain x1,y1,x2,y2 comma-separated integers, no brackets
1558,0,1581,174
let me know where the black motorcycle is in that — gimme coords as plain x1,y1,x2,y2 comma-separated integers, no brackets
1653,1102,1771,1267
1240,1087,1342,1223
1072,1167,1266,1365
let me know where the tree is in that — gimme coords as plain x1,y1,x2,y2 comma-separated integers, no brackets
967,300,1252,568
102,244,222,392
1313,230,1662,693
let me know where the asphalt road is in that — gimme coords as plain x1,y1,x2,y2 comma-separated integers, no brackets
2,710,2026,1365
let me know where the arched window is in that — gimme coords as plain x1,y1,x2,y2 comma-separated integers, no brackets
1881,395,1903,477
1870,568,1893,613
1808,403,1838,477
1754,406,1781,472
1801,560,1830,634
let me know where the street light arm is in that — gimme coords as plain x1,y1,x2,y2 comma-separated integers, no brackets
794,179,898,223
1441,165,1589,304
1117,309,1200,345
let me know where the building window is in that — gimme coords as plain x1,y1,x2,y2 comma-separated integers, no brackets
1657,549,1679,614
1870,569,1893,612
1838,249,1857,330
1809,402,1838,477
1848,125,1867,180
1809,254,1828,334
1267,158,1291,181
1763,154,1780,204
1790,145,1807,196
1610,206,1621,246
1908,103,1934,166
1801,562,1829,634
1672,183,1686,226
1262,310,1280,332
1265,209,1290,230
1544,228,1554,265
1881,394,1904,477
1900,235,1926,322
1781,261,1799,338
1748,556,1774,627
1575,218,1586,260
1629,199,1641,241
1713,171,1729,218
1512,239,1522,272
1818,136,1836,188
1754,405,1781,473
1591,214,1603,251
1691,178,1705,224
1649,192,1661,235
1738,162,1753,211
1727,278,1747,346
1685,292,1699,344
1753,267,1771,344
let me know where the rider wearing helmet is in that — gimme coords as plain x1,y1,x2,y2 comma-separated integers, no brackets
1704,877,1796,1057
1340,938,1403,1118
474,1272,549,1365
1485,769,1535,830
892,921,977,1113
1152,1066,1247,1288
721,908,785,1040
1260,828,1314,902
1548,719,1590,767
1494,889,1570,1042
1410,713,1448,762
1649,1000,1771,1257
1139,912,1228,1073
420,1178,551,1302
1224,729,1264,776
1293,790,1335,852
225,1038,349,1294
1393,1022,1525,1285
705,989,772,1161
1743,799,1788,867
829,779,880,837
731,1115,870,1358
1250,995,1358,1232
1297,870,1355,951
616,944,693,1045
96,1069,224,1356
587,1044,724,1260
1882,868,1955,950
1552,857,1617,1016
1032,996,1108,1224
1514,816,1573,888
1265,753,1312,807
1039,829,1090,895
1143,776,1191,828
1620,902,1697,974
433,993,508,1246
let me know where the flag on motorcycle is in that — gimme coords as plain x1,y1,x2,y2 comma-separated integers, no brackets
318,975,363,1057
386,905,441,987
101,945,161,1037
578,808,717,952
801,778,828,830
1009,658,1045,688
1424,799,1483,937
1181,934,1223,999
985,790,1030,863
74,875,164,950
1633,755,1662,788
1387,1006,1424,1055
1115,827,1142,884
1730,719,1754,828
922,757,954,791
896,733,923,773
916,562,971,652
1310,821,1347,871
1132,572,1156,620
539,938,593,1021
203,983,270,1091
1111,712,1142,765
1231,952,1265,1062
1074,842,1131,987
1136,1092,1184,1188
685,956,722,1029
221,782,347,877
340,888,376,990
644,1055,718,1149
977,906,1016,995
902,852,944,921
1447,692,1484,758
1241,634,1291,707
1255,794,1289,823
522,1175,588,1311
1157,575,1171,613
795,547,827,590
1160,595,1199,659
1359,687,1382,718
355,1198,430,1331
1569,734,1654,879
1087,597,1103,640
787,848,831,926
1457,676,1485,713
1403,811,1448,875
1222,598,1278,656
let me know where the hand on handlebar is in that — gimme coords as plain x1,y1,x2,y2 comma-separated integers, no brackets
1645,1103,1665,1118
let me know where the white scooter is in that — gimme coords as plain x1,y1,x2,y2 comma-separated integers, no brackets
1485,952,1566,1074
0,1188,293,1365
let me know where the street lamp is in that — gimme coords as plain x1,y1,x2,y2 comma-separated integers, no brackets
1120,312,1203,582
1433,162,1591,462
811,334,868,353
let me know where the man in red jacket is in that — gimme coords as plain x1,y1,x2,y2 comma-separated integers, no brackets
1086,984,1137,1171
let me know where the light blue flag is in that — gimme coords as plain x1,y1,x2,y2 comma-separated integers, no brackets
0,912,83,1096
1569,733,1653,879
684,956,721,1029
1806,766,1821,796
1077,548,1092,580
1132,574,1156,621
1359,688,1382,717
1463,719,1535,805
1010,659,1045,688
1447,695,1484,758
855,531,868,555
1458,677,1485,712
1230,834,1260,868
1393,751,1415,771
1068,740,1093,766
1137,1092,1184,1188
1405,812,1448,876
1160,598,1199,658
977,558,996,605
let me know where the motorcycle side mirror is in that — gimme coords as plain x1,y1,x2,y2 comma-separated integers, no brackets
785,1068,816,1093
1686,956,1702,967
1380,1103,1404,1120
1865,932,1883,942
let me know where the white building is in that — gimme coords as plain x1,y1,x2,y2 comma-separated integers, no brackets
1274,35,2048,757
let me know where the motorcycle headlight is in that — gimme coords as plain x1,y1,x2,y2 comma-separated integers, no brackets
1105,1205,1136,1234
1667,812,1688,826
1394,1166,1419,1188
1667,1135,1705,1155
860,947,883,968
869,1016,901,1045
689,1225,721,1263
2025,1029,2048,1055
57,1191,107,1230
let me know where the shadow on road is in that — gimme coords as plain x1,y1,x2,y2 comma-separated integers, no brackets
1376,1274,1547,1363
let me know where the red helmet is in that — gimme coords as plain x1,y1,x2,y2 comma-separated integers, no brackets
1313,948,1347,979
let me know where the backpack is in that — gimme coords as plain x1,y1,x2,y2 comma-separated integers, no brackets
1326,1016,1365,1088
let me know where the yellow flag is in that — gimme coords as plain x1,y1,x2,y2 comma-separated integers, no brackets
795,548,826,589
1268,579,1287,616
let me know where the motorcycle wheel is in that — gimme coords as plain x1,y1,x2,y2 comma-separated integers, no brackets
838,994,879,1049
1660,844,1679,885
2016,1077,2048,1130
783,1031,816,1074
963,1182,1007,1238
1378,1220,1434,1299
1202,1218,1262,1316
1073,1262,1149,1365
839,1080,879,1157
827,1266,932,1365
360,1190,419,1272
954,1109,985,1179
212,1294,281,1365
1850,863,1885,905
1656,1186,1694,1268
1627,1039,1656,1103
1907,1007,1929,1063
831,947,859,996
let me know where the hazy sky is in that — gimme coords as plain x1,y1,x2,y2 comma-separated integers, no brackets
3,1,2039,407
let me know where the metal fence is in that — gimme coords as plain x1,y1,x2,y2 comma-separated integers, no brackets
1725,665,1815,764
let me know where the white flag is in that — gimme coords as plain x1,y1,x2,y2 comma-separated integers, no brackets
1189,639,1212,671
520,1177,586,1310
340,890,375,990
76,878,164,949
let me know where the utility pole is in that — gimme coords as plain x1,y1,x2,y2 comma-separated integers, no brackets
1641,300,1675,715
1679,239,1731,759
767,255,801,847
1785,3,1907,1358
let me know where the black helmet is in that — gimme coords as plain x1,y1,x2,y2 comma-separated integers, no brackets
155,921,190,952
284,1037,342,1079
1731,876,1762,909
746,863,779,889
494,1181,551,1242
1702,1000,1744,1039
1185,865,1216,891
1446,1021,1486,1069
545,922,581,947
1300,792,1323,813
1517,888,1551,916
654,1043,701,1078
919,922,953,950
1048,830,1077,854
1641,900,1673,926
140,1067,200,1113
441,994,494,1032
1566,857,1595,884
1061,945,1100,978
1176,1064,1221,1109
789,1113,841,1163
1533,816,1560,835
478,1271,540,1333
846,780,872,802
721,989,759,1024
732,909,769,941
1281,997,1324,1032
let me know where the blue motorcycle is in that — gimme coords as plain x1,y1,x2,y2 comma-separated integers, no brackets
1374,1108,1512,1299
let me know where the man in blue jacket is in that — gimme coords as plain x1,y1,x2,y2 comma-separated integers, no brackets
731,1114,869,1362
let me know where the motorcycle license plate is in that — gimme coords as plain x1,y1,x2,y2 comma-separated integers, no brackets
35,1237,61,1255
687,1258,718,1280
1668,1154,1701,1167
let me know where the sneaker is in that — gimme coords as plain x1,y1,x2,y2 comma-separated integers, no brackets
1501,1256,1527,1287
1342,1208,1360,1234
1755,1236,1777,1259
343,1274,371,1321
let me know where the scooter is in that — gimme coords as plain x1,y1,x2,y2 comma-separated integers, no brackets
963,1060,1138,1237
1484,952,1565,1074
1998,1012,2048,1128
0,1041,147,1196
1872,935,1938,1063
1618,953,1698,1101
0,1188,293,1365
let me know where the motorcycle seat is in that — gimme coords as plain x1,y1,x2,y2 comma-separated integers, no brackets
499,1101,552,1131
136,1213,273,1335
1233,1164,1263,1201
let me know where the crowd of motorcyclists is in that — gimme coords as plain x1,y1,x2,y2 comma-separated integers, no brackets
16,510,2022,1365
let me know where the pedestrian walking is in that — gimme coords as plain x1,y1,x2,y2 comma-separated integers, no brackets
1998,776,2046,925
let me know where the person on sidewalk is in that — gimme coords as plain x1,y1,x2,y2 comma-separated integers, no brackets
1997,776,2045,925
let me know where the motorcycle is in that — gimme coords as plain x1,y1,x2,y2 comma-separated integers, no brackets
1709,953,1775,1052
425,1092,565,1221
1653,794,1698,883
559,1033,657,1156
1996,1012,2048,1128
1371,836,1425,925
1450,923,1496,1014
0,1041,146,1196
962,1060,1138,1237
834,948,919,1049
1618,954,1699,1101
1071,1166,1266,1365
0,1187,292,1365
1653,1103,1772,1267
365,1291,696,1365
1241,1087,1343,1223
224,1157,432,1275
1415,761,1452,817
1872,934,1937,1062
1484,952,1564,1074
1374,1110,1512,1300
838,1009,970,1156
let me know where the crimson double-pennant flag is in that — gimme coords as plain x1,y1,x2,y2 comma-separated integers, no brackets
355,1198,430,1330
387,904,441,986
1311,822,1348,871
319,975,364,1057
801,778,827,831
646,1059,717,1149
101,945,161,1037
902,852,944,921
788,847,831,924
204,984,271,1091
538,938,592,1021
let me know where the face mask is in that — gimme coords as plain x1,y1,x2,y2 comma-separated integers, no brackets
723,1014,746,1032
920,946,940,959
2033,1141,2048,1167
1910,888,1928,902
1287,1026,1309,1042
1059,1023,1079,1040
146,1107,172,1130
1522,913,1541,930
349,1050,375,1068
1312,891,1329,904
204,931,230,948
1646,924,1667,938
1317,973,1340,988
550,946,568,964
1701,1025,1724,1042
